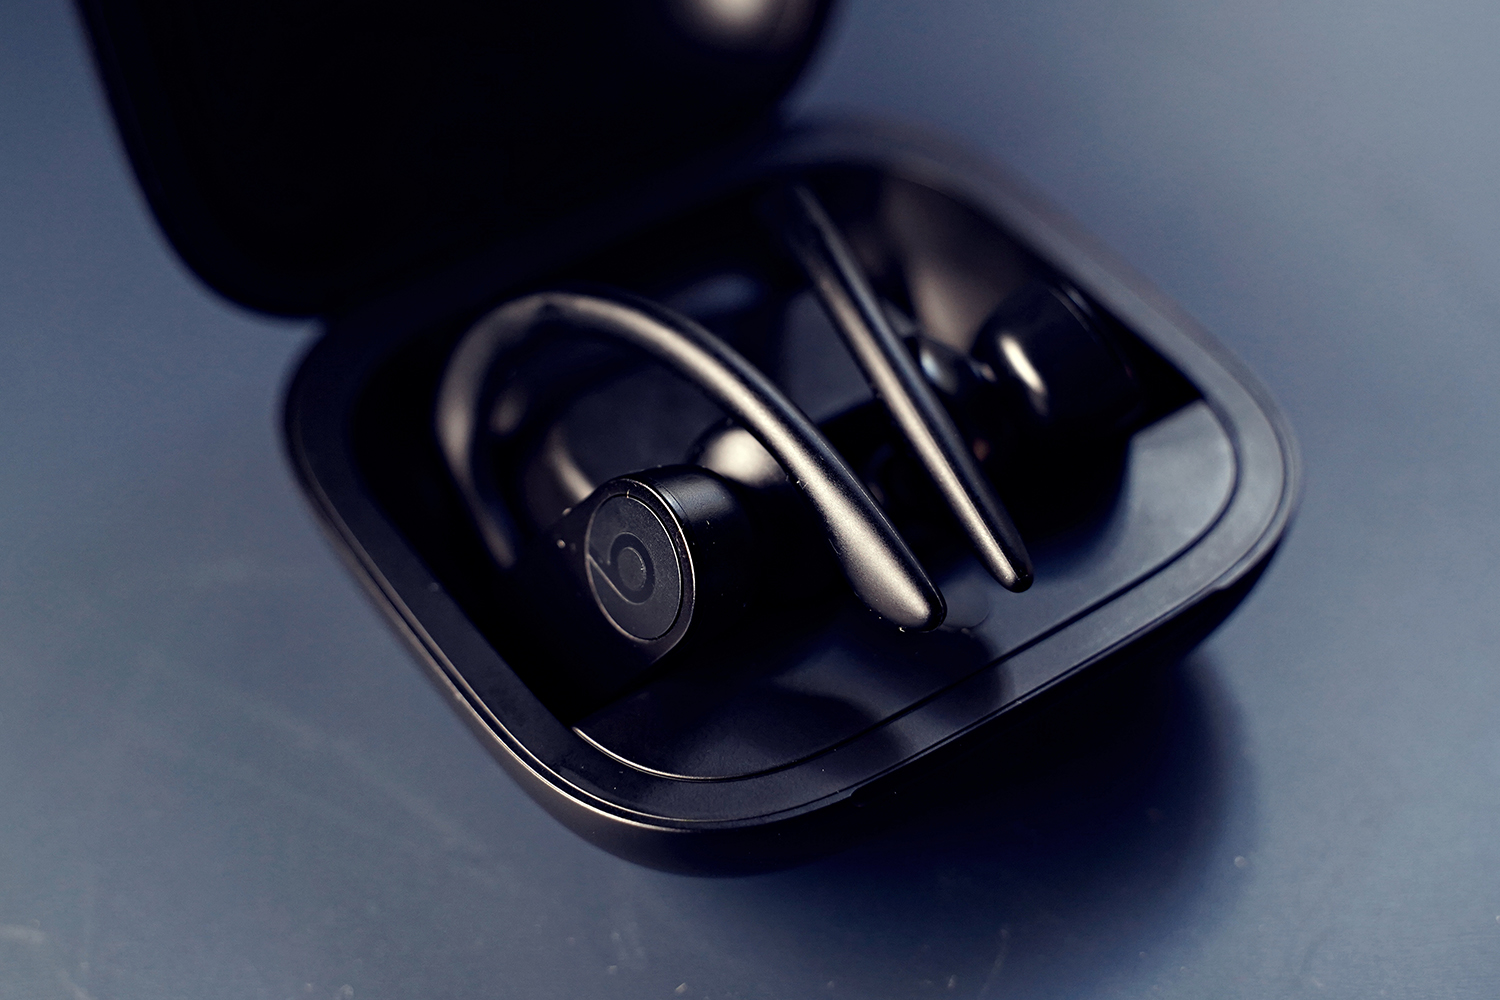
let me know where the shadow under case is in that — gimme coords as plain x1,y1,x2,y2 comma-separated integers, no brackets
80,0,1299,872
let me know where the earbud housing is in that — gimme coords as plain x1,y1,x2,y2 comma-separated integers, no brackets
523,467,755,717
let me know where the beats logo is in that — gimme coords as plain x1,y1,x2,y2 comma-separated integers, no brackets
585,494,683,641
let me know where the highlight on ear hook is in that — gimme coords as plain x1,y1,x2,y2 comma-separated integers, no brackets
773,182,1035,592
436,287,946,632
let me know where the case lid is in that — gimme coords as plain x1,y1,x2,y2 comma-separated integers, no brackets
80,0,833,315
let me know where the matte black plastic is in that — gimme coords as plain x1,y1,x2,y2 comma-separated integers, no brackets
508,467,756,718
586,490,691,642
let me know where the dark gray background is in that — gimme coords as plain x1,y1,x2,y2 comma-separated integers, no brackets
2,0,1497,997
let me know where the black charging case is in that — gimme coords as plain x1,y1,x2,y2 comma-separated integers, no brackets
81,0,1299,873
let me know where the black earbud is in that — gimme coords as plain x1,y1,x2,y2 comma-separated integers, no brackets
539,429,837,650
437,191,1145,713
917,278,1143,458
437,287,946,704
773,182,1143,536
541,465,755,656
773,183,1035,591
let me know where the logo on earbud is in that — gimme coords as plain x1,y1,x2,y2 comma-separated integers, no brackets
603,532,655,603
585,495,683,640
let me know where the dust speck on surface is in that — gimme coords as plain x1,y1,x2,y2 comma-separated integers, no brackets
977,926,1011,999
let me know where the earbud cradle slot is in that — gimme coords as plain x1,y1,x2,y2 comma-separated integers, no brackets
287,139,1297,870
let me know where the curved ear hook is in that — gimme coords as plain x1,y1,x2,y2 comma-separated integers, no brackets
436,287,946,632
773,183,1034,592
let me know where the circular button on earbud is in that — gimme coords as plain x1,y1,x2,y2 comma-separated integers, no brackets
609,533,653,597
585,494,684,641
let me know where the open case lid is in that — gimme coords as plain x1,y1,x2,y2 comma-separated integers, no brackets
78,0,834,315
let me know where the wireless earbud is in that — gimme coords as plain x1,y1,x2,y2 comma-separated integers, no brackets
437,195,1143,712
968,279,1143,450
773,182,1144,536
543,465,756,658
772,183,1035,592
437,288,946,694
893,276,1144,527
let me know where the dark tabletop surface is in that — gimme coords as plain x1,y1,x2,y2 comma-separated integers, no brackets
3,1,1499,997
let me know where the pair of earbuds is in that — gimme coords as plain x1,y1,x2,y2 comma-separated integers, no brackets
436,183,1142,702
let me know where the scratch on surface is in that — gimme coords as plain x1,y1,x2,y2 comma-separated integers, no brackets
0,926,93,999
604,896,651,973
56,968,93,1000
1294,927,1331,991
123,652,514,889
219,672,490,852
976,926,1011,1000
0,924,47,947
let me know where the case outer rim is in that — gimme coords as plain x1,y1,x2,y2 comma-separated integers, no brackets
282,118,1301,871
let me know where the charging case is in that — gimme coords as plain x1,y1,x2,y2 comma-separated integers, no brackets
81,0,1298,872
